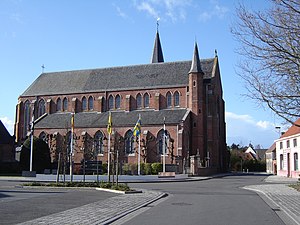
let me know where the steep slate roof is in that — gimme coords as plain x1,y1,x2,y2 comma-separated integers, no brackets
35,109,190,129
21,59,215,97
151,31,164,63
189,42,203,74
0,120,14,144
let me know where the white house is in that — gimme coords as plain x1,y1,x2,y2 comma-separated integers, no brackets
276,118,300,178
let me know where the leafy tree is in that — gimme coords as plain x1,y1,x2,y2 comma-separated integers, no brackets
20,136,51,173
232,0,300,125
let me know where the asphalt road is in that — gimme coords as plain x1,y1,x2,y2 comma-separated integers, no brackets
0,180,118,225
120,175,285,225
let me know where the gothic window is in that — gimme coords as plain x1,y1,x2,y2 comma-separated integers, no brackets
157,129,169,155
101,97,106,112
115,94,121,109
125,130,134,154
24,100,31,136
108,95,114,110
63,97,68,111
94,131,104,154
56,98,61,111
82,97,87,111
88,96,94,110
66,131,72,154
166,92,172,108
174,91,179,107
144,93,149,108
38,99,45,117
136,93,142,109
39,131,48,143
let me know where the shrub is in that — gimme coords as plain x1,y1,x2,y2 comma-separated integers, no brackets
151,163,162,175
144,163,152,175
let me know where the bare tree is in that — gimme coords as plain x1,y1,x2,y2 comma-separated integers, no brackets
231,0,300,125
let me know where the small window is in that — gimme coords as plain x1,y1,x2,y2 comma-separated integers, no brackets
56,98,61,111
280,142,283,149
193,80,196,87
166,92,172,108
82,97,87,111
294,153,298,171
287,140,290,148
38,99,45,117
293,138,297,147
144,93,149,108
174,91,179,107
136,94,142,109
108,95,114,110
88,96,93,110
115,95,121,109
280,154,284,170
63,97,68,111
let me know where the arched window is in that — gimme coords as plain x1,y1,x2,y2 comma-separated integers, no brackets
82,97,87,111
66,131,72,154
144,93,149,108
125,130,134,154
115,95,121,109
101,97,106,112
174,91,179,107
94,131,104,154
136,93,142,109
39,131,48,143
108,95,114,110
157,129,169,155
88,96,93,110
63,97,68,111
24,100,31,136
166,92,172,108
56,98,61,111
38,99,45,117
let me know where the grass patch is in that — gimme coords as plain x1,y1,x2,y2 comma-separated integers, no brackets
23,181,132,191
289,183,300,192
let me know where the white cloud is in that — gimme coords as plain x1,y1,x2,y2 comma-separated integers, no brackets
113,4,128,19
133,0,191,22
0,117,14,135
198,0,229,22
225,111,278,148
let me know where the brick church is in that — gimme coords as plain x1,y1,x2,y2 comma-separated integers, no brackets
15,30,227,175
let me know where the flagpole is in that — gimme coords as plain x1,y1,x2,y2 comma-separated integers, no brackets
108,132,111,183
70,112,74,182
138,132,141,175
163,117,166,173
29,112,34,172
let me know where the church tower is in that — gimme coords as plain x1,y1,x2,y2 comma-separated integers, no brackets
151,31,164,63
188,42,206,157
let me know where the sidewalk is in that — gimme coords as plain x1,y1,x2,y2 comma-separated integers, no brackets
244,175,300,225
17,190,166,225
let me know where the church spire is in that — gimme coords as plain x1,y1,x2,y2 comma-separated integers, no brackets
189,42,203,74
151,30,164,63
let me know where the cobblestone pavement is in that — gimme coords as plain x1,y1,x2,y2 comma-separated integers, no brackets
244,176,300,225
17,190,166,225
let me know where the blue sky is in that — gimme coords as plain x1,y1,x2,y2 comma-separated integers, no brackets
0,0,283,148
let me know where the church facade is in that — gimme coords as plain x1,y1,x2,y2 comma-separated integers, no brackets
14,31,227,174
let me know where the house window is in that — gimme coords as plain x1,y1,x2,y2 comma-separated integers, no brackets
24,100,31,135
136,94,142,109
38,99,45,117
280,154,284,170
82,97,87,111
125,130,134,154
280,142,283,149
144,93,149,108
108,95,114,110
63,97,68,111
294,153,298,171
174,91,179,107
166,92,172,108
88,96,93,110
287,140,290,148
56,98,61,111
94,131,104,154
115,95,121,109
157,129,169,155
293,138,297,147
